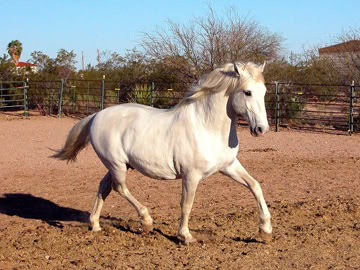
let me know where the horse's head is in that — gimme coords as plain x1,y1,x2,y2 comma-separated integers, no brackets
230,62,269,137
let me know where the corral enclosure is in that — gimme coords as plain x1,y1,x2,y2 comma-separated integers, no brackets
1,80,360,134
0,115,360,269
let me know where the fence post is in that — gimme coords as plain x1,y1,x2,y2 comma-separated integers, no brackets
117,83,121,104
151,82,155,107
58,79,64,118
275,82,280,132
24,78,29,117
349,81,355,135
100,76,105,110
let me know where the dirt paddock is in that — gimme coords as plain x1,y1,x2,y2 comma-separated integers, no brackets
0,113,360,269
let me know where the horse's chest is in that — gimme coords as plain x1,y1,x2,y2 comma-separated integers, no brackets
179,144,237,177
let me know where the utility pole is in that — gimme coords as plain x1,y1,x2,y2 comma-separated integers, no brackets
97,49,100,65
81,51,85,70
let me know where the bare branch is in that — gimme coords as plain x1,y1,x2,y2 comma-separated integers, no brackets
140,5,283,82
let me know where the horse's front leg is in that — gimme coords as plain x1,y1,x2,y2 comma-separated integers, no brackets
178,172,201,244
222,159,272,242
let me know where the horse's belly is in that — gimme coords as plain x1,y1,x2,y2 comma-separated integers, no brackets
131,162,180,180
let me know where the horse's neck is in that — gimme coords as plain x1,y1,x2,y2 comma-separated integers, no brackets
189,92,237,136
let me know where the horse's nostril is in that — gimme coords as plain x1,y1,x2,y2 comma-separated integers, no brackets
257,127,263,134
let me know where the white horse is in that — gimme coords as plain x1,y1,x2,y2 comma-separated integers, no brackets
52,62,272,244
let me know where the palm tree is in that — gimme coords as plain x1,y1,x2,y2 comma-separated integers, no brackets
7,40,23,65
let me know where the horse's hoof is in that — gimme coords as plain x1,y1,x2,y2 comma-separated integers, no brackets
259,229,272,243
142,223,153,234
183,236,197,245
91,226,102,232
177,234,197,245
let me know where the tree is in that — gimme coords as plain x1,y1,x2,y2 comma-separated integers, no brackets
29,51,53,73
0,54,17,80
55,49,77,69
28,51,57,80
92,48,152,82
55,49,77,80
265,48,342,85
96,50,125,71
28,49,77,80
141,6,283,82
334,27,360,83
120,48,150,81
7,40,23,65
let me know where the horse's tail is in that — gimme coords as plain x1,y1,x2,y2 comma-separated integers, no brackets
51,113,96,163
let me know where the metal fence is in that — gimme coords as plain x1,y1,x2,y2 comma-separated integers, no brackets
1,79,359,135
24,80,188,116
0,81,28,115
265,82,359,134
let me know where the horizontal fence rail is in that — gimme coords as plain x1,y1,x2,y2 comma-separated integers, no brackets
0,80,359,135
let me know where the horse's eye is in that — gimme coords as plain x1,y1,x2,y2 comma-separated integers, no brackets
244,91,252,97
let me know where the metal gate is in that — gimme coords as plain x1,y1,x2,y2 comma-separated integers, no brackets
0,81,28,115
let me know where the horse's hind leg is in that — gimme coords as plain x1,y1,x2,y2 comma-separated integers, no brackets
111,165,153,233
222,159,272,242
90,171,113,232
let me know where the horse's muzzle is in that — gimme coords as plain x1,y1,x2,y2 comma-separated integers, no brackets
250,124,269,137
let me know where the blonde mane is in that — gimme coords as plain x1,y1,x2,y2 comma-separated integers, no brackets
175,62,265,108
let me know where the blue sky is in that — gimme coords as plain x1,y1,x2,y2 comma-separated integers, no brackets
1,1,359,69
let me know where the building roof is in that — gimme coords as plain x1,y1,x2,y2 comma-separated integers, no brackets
319,40,360,54
16,61,36,67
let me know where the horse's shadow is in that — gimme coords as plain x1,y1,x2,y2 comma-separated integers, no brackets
0,193,89,228
232,236,265,244
102,216,182,244
0,193,179,244
0,193,266,245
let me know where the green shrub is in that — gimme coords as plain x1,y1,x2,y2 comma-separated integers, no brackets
127,83,153,106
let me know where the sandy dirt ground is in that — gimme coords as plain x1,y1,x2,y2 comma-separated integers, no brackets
0,112,360,269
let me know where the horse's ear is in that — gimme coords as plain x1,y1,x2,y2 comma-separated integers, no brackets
259,62,266,73
233,63,240,76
